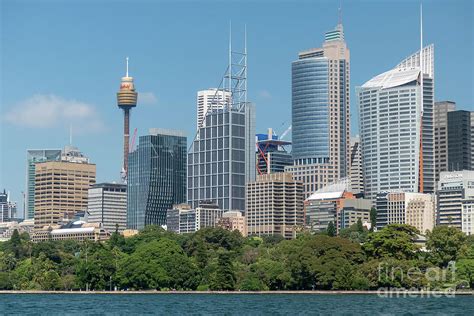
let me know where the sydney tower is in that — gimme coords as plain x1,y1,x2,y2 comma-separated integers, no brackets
117,57,138,180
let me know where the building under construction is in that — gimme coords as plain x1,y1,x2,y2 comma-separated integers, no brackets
256,128,292,175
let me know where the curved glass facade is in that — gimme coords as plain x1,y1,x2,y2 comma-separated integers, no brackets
291,58,329,162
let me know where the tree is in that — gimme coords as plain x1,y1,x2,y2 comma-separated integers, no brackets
210,250,236,290
363,224,420,260
370,207,377,232
327,222,336,237
426,226,467,267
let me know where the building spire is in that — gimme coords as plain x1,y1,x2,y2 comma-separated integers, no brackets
126,56,129,77
338,1,342,25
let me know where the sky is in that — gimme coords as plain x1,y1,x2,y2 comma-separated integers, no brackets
1,0,473,217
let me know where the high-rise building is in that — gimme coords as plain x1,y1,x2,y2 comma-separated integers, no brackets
88,183,127,233
448,110,473,171
376,192,435,233
166,202,223,234
256,128,292,175
127,128,187,230
0,190,17,223
434,101,456,182
34,147,96,229
349,136,364,195
437,170,474,232
25,149,62,219
357,45,435,200
188,103,256,212
116,58,138,178
246,173,304,239
287,21,350,199
197,89,232,130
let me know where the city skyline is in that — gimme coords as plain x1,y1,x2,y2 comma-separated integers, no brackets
1,0,473,210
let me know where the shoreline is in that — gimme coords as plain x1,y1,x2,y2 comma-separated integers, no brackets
1,290,473,295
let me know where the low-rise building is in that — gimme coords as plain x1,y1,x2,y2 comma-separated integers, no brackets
217,211,247,236
166,202,223,234
32,221,110,242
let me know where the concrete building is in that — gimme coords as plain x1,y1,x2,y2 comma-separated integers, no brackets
462,200,474,236
287,21,350,199
127,128,187,230
88,183,127,233
434,101,456,182
32,221,110,242
246,173,304,239
437,170,474,231
0,219,35,241
217,210,247,237
256,128,292,175
25,149,62,219
338,199,372,230
34,147,96,229
358,45,435,200
349,136,364,195
197,89,231,130
166,202,223,234
448,110,473,171
376,192,435,233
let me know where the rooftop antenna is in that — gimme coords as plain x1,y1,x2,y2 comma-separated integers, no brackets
126,56,129,77
338,1,342,25
228,21,232,101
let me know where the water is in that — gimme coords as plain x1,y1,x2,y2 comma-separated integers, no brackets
0,293,473,315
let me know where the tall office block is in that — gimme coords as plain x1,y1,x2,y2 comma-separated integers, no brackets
256,128,292,175
188,103,256,211
437,170,474,232
25,149,62,219
287,22,350,199
246,173,304,239
375,192,434,233
197,89,231,130
349,136,364,195
357,45,435,200
448,110,473,171
88,183,127,233
434,101,456,182
127,128,187,230
34,147,96,229
0,190,17,223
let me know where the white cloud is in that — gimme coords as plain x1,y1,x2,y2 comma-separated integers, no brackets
258,90,272,99
139,92,158,105
4,94,104,132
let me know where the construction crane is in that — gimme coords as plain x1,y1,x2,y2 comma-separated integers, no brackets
280,125,292,140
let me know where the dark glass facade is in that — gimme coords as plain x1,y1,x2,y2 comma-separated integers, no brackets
127,130,187,230
448,110,473,171
291,58,329,162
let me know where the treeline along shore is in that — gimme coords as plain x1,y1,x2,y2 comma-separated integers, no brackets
1,223,474,292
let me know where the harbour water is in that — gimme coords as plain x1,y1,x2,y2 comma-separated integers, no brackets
0,293,473,315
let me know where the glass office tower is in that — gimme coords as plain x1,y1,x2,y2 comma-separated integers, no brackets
127,128,187,230
357,45,435,200
187,104,256,212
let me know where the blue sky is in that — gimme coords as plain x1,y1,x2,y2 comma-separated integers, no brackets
1,0,473,215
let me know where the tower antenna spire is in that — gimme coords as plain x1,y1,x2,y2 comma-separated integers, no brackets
338,1,342,25
126,56,129,77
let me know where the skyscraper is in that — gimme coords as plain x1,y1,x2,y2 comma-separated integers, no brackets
349,136,364,195
34,146,96,229
357,45,435,200
286,21,350,199
448,110,473,171
117,58,138,179
188,33,256,212
88,183,127,233
25,149,62,219
197,89,231,130
434,101,456,182
127,128,187,230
